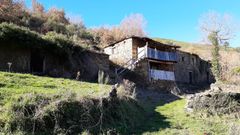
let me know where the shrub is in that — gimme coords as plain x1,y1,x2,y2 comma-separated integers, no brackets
1,92,144,134
0,22,83,55
0,22,44,48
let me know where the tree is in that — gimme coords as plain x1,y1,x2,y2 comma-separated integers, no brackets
91,13,147,47
199,11,237,81
0,0,27,25
208,32,221,80
32,0,44,16
118,13,146,39
47,7,69,24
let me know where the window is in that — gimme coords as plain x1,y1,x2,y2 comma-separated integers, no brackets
182,57,185,62
192,58,194,64
189,72,193,84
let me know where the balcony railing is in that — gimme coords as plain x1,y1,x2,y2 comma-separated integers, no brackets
138,47,177,62
150,69,175,81
147,48,177,61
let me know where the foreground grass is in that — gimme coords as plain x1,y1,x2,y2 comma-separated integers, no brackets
141,99,240,135
0,72,111,125
1,71,240,134
0,72,146,134
0,71,111,98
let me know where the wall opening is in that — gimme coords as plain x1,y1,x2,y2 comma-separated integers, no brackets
207,71,210,83
30,51,44,73
189,71,193,84
182,57,185,62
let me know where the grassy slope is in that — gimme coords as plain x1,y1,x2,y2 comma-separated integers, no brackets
1,72,240,134
0,72,111,122
141,99,240,135
0,72,146,134
0,71,111,97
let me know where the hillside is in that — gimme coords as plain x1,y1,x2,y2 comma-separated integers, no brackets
0,72,145,134
1,72,240,134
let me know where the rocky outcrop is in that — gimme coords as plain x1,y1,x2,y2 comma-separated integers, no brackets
186,83,240,115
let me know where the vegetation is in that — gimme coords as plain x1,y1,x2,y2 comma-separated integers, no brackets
0,71,145,134
198,11,237,81
0,71,239,134
138,99,240,135
91,13,147,47
208,32,221,80
0,22,84,55
0,0,147,48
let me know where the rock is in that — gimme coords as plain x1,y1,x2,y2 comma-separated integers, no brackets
210,83,222,92
187,91,240,115
122,79,136,94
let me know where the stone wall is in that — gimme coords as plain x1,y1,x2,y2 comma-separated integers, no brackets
134,59,149,80
0,46,31,72
174,51,214,84
104,38,133,65
71,51,110,81
0,43,109,82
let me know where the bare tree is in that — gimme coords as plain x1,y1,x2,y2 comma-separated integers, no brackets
32,0,45,15
118,13,147,39
199,11,237,45
199,11,238,81
91,13,147,47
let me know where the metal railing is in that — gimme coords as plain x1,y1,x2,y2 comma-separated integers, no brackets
147,48,177,61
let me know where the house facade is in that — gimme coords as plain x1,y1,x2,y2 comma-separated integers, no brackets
104,36,214,85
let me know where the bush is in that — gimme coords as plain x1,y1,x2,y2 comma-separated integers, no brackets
1,92,144,134
0,22,83,55
0,22,44,48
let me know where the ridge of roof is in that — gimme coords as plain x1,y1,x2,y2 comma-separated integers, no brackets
104,36,180,48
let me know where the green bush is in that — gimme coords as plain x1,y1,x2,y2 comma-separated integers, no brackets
0,22,44,48
0,22,83,55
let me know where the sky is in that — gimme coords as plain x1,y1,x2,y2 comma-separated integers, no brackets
25,0,240,47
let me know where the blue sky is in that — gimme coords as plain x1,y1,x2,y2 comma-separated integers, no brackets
25,0,240,47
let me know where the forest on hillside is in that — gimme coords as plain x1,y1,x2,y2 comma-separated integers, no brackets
0,0,146,48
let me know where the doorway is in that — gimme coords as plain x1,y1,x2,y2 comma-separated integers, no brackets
189,72,193,84
207,71,210,83
30,51,44,73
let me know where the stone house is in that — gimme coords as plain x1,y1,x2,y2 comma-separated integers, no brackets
104,36,214,85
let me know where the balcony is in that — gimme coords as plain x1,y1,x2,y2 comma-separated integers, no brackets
150,69,175,81
138,47,178,62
